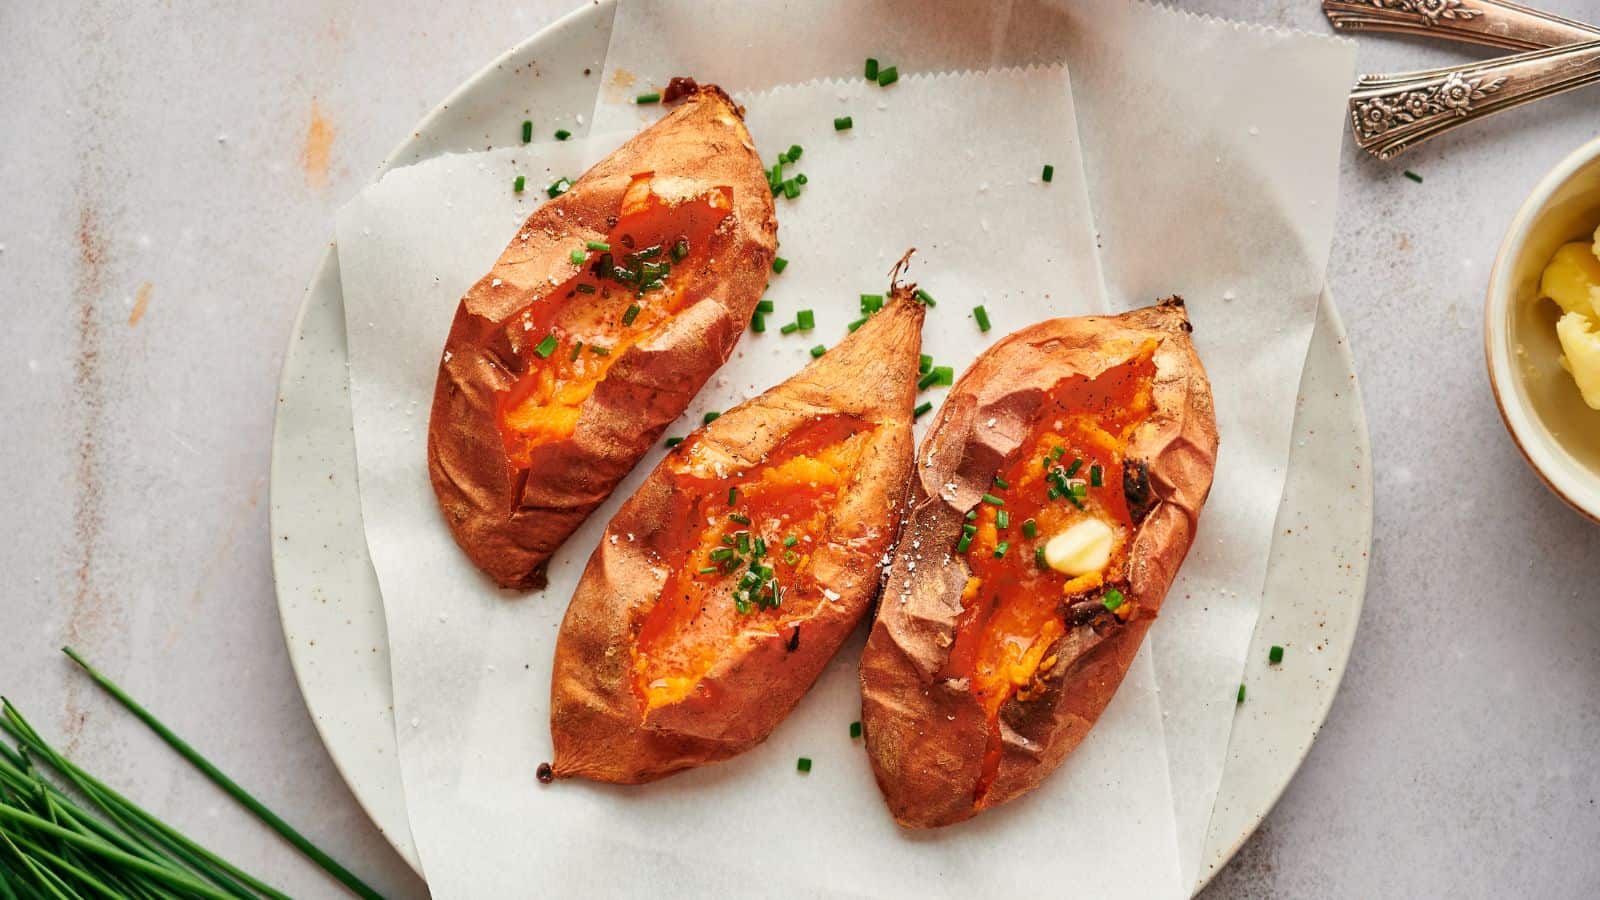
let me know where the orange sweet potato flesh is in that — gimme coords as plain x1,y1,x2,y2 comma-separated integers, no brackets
860,300,1218,828
549,287,926,783
427,85,777,589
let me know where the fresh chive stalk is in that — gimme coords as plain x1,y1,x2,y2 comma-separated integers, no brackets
58,648,387,900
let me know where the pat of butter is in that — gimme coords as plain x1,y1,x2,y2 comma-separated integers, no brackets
1042,518,1114,577
1539,241,1600,317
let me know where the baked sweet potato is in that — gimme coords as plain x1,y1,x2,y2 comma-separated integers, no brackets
427,83,777,589
549,285,927,783
859,300,1218,827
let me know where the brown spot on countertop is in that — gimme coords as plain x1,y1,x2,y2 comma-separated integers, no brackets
301,100,336,189
128,281,152,326
65,206,109,751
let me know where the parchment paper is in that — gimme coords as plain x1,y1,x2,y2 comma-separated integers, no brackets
339,68,1189,898
596,0,1355,887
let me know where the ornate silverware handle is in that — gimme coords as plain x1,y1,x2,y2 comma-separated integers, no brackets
1324,0,1599,51
1349,39,1600,160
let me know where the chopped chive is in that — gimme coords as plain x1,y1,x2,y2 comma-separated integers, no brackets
914,401,933,418
864,58,879,80
513,175,526,193
753,536,767,557
533,334,558,358
728,487,738,505
1090,465,1103,488
834,116,853,131
730,513,751,526
1237,684,1247,703
982,493,1004,506
1051,446,1065,460
546,177,572,198
993,476,1009,489
965,509,977,521
751,312,766,333
576,283,597,294
913,288,936,307
1269,645,1284,664
847,317,867,333
1022,518,1037,539
737,534,752,555
1103,589,1125,611
796,309,815,330
861,294,884,314
636,91,661,104
710,548,734,562
554,128,572,141
786,144,803,162
590,345,611,356
621,304,641,326
1047,486,1062,500
932,366,953,386
917,371,939,390
919,353,933,374
757,299,776,313
993,542,1009,559
671,238,690,261
810,344,826,358
955,535,972,554
1066,459,1083,478
1403,170,1423,184
570,249,586,265
521,120,533,143
796,174,808,185
586,240,611,252
665,436,683,447
784,535,798,547
962,524,976,537
570,340,584,361
876,66,898,86
784,549,800,565
1042,164,1054,183
780,322,800,335
782,179,800,199
773,257,789,274
996,511,1010,529
704,411,721,425
1035,545,1047,569
973,306,991,332
797,757,812,773
698,566,719,575
850,720,863,738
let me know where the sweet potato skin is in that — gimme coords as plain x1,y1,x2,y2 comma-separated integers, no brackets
427,85,777,589
860,300,1218,828
549,292,926,783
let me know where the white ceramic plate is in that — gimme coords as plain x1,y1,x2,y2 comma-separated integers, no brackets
269,2,1371,889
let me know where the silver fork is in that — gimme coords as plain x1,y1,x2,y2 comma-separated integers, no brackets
1347,40,1600,159
1324,0,1598,51
1325,1,1600,159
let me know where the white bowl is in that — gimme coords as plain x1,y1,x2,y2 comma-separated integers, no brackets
1486,135,1600,524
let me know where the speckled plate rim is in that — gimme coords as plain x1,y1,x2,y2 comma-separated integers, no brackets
268,2,1373,889
1484,133,1600,526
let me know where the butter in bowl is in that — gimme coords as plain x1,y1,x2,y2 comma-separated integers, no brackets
1538,231,1600,410
1487,135,1600,522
